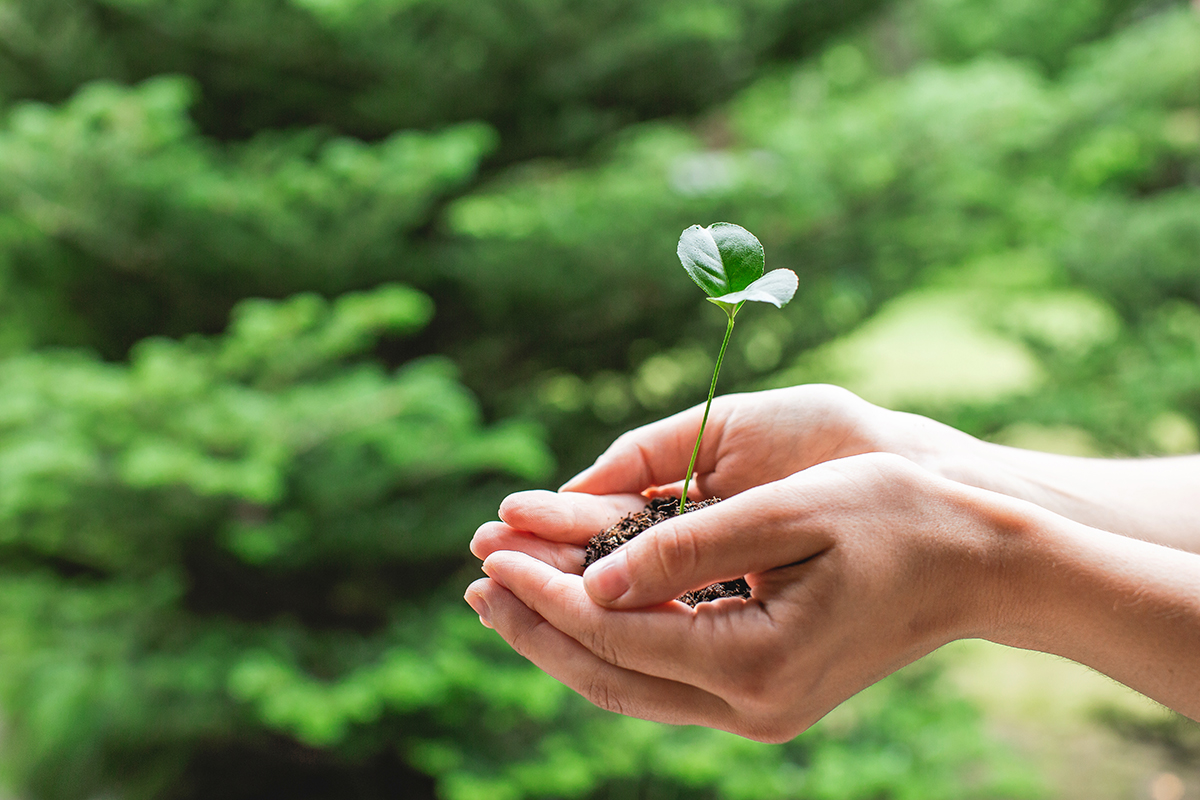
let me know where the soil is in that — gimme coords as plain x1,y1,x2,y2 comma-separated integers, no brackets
583,496,751,606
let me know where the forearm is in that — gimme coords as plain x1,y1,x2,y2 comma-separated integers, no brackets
891,411,1200,552
984,500,1200,721
967,447,1200,552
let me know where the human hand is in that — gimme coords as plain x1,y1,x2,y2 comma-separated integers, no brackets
471,385,1200,729
471,385,976,590
466,453,1018,740
558,384,974,501
472,383,912,578
553,384,1200,549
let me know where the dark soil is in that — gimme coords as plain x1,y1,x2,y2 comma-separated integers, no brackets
583,496,751,606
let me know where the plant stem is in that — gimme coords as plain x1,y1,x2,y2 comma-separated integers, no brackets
680,314,735,514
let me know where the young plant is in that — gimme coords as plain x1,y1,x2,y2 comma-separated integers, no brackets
676,223,798,513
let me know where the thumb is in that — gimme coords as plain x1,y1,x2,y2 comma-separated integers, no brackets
560,406,708,495
582,479,827,608
561,400,731,495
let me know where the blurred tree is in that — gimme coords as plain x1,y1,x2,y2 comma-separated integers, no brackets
0,0,889,159
0,76,496,353
0,285,555,799
902,0,1152,72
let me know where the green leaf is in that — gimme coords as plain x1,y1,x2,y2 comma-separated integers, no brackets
677,222,765,298
710,269,798,308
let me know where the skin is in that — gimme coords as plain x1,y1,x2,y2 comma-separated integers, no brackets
467,385,1200,741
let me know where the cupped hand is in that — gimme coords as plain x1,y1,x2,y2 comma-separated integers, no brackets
471,385,980,574
465,453,1020,741
558,384,970,500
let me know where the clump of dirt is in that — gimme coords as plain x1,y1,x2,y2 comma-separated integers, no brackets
583,496,751,606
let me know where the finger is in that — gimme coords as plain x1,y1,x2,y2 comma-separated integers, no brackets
583,474,833,608
560,401,728,495
497,490,647,544
481,550,771,698
640,479,707,501
471,521,586,573
464,576,737,729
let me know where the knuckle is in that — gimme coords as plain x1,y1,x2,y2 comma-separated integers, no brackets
796,382,859,411
727,690,813,744
580,671,627,716
808,382,851,402
556,545,587,574
606,431,643,466
608,429,638,451
648,524,701,582
861,450,911,471
505,617,550,661
575,624,622,667
827,450,918,490
717,638,793,713
601,432,657,486
727,663,783,713
739,712,806,744
729,674,774,711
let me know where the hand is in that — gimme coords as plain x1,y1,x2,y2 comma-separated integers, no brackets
554,384,1200,550
470,383,980,578
470,384,981,606
467,453,1017,741
471,385,1200,730
557,384,973,500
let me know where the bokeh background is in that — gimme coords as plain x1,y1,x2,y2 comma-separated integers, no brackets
0,1,1198,798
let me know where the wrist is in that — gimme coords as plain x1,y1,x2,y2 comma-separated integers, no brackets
926,481,1049,647
976,501,1200,719
885,411,1057,516
966,492,1055,647
880,410,995,488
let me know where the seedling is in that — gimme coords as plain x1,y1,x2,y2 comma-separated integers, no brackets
676,223,797,513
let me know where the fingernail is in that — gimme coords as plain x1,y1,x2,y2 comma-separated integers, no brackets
464,590,492,627
584,554,631,604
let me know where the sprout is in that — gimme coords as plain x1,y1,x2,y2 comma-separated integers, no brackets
676,223,798,513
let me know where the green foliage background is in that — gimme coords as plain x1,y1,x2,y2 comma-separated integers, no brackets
0,0,1196,798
